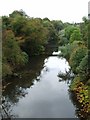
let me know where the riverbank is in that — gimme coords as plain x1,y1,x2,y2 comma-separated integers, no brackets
70,76,90,119
2,54,76,118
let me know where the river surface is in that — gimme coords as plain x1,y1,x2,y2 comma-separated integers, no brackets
2,52,78,118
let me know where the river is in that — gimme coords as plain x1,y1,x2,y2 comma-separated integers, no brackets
2,52,78,118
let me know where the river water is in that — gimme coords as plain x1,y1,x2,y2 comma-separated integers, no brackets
2,52,78,118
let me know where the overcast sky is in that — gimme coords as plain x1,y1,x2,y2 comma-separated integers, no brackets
0,0,89,23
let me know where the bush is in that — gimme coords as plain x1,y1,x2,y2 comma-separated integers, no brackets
2,30,29,77
76,55,88,74
70,29,82,43
69,46,87,73
2,63,12,77
59,44,71,60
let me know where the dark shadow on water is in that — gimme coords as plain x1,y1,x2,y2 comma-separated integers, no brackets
2,52,90,119
2,55,49,118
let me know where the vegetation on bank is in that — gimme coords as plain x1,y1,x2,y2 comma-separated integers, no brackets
59,17,90,119
2,10,63,78
2,10,90,119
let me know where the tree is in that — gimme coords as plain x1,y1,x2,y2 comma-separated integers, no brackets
76,55,88,75
70,29,82,43
20,18,48,55
52,20,64,32
2,16,11,30
9,10,28,18
69,46,87,73
65,25,79,40
43,19,59,45
82,16,88,24
10,15,27,36
2,30,28,77
58,29,68,46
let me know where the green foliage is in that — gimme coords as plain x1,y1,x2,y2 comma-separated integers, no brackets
25,18,48,45
70,76,90,117
59,37,68,46
59,16,90,117
69,46,87,73
71,40,85,47
59,44,71,60
65,25,79,40
70,29,82,43
2,30,28,77
76,55,88,74
22,38,45,56
43,19,59,44
10,16,49,55
21,52,29,64
2,10,60,57
3,30,28,65
70,76,80,91
10,16,27,36
52,20,64,31
82,16,88,24
58,29,68,46
9,10,28,18
2,10,90,117
2,63,12,77
88,21,90,50
79,17,89,46
2,16,11,29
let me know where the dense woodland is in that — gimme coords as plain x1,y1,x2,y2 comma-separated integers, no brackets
2,10,90,118
2,10,61,77
59,16,90,118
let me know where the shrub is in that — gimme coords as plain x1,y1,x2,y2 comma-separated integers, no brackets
69,46,87,73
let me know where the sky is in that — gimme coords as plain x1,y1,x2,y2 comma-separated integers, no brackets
0,0,89,23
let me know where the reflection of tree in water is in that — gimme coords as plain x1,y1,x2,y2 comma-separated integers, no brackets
58,69,74,84
58,70,90,120
1,96,18,119
3,55,47,98
3,86,28,104
2,55,49,118
1,87,28,119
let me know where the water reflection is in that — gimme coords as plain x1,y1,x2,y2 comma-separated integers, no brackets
3,56,48,98
58,68,90,120
2,55,48,118
2,55,76,118
58,69,74,84
1,98,18,118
